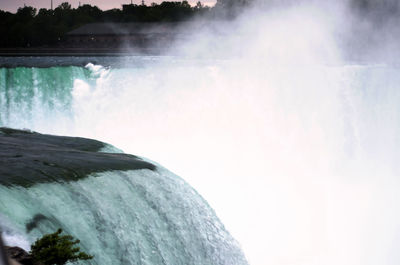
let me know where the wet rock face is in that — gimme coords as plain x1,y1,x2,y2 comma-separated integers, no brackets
5,246,41,265
0,128,156,187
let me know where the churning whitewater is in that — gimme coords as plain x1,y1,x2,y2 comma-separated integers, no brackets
0,166,248,265
0,63,253,265
2,58,400,265
3,1,400,264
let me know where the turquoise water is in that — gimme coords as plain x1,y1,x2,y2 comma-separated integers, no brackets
2,58,400,265
0,60,249,265
0,167,248,265
0,66,88,130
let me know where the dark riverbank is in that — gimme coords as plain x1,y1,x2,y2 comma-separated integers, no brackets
0,47,164,57
0,54,172,68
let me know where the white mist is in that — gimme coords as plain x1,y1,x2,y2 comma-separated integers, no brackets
2,1,400,264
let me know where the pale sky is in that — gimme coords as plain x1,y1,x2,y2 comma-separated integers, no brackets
0,0,216,13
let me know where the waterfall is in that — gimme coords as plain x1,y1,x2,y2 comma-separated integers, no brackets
0,166,248,265
1,58,400,265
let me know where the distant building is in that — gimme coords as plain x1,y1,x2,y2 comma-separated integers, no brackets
66,22,197,49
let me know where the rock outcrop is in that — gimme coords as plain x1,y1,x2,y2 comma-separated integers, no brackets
0,128,156,187
5,246,42,265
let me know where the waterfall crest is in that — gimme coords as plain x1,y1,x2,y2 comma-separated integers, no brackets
0,166,248,265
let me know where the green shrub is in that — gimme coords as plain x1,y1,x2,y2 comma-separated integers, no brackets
30,229,93,265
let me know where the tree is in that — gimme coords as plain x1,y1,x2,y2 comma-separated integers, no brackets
30,229,93,265
0,1,215,47
195,1,204,9
16,6,37,22
213,0,250,18
57,2,72,10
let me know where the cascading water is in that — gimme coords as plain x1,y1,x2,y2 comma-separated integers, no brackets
1,58,400,265
0,167,248,265
0,66,86,132
0,62,250,265
2,5,400,265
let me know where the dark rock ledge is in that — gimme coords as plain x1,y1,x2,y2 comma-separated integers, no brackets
0,128,155,187
5,246,42,265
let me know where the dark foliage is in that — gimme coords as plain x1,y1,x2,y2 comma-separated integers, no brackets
0,1,211,47
30,229,93,265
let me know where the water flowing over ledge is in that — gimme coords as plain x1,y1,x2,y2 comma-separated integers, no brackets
0,128,248,265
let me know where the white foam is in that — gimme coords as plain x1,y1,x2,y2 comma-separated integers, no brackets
3,232,30,251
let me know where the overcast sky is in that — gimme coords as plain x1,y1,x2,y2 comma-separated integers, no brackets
0,0,216,13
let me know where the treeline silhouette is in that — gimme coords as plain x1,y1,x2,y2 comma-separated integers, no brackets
0,0,391,48
0,1,212,48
